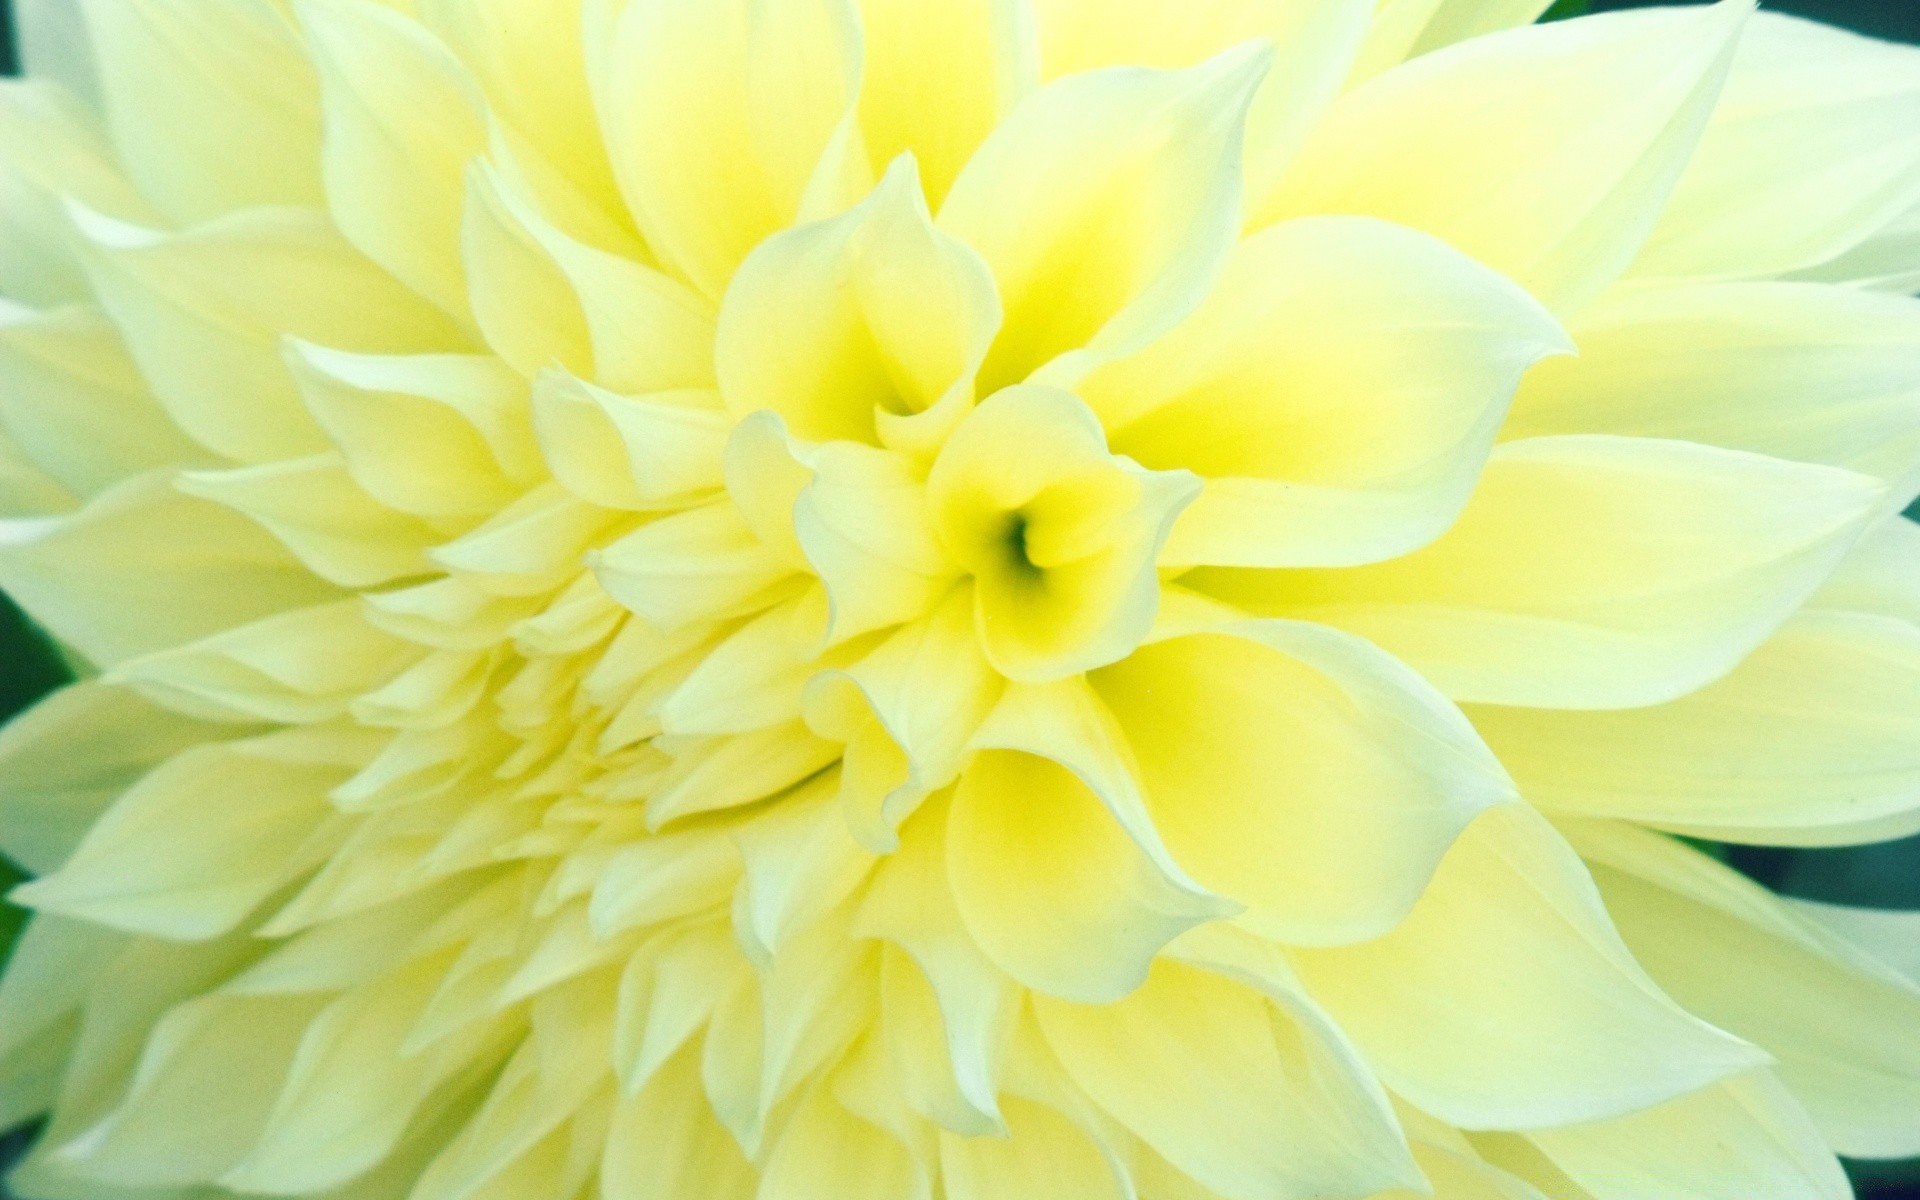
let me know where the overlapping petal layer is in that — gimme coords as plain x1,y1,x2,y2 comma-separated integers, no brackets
0,0,1915,1198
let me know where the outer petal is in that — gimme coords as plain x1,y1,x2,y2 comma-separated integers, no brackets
0,682,230,876
1509,282,1920,505
1570,819,1920,1160
937,45,1267,393
1198,435,1885,709
69,205,468,463
1032,0,1372,204
1525,1072,1847,1200
12,727,360,940
1264,1,1750,313
855,0,1036,208
0,472,339,666
1080,215,1568,569
591,0,869,299
946,748,1225,1003
1092,619,1512,946
1034,958,1422,1200
1288,805,1765,1129
1630,12,1920,284
0,304,207,500
298,0,489,323
1472,611,1920,846
80,0,324,223
1349,0,1553,84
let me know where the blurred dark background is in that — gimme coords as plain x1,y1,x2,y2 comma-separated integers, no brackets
0,0,1918,1196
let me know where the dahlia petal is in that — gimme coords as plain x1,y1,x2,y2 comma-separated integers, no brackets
731,773,876,961
1081,215,1568,569
1787,196,1920,292
222,953,477,1195
659,594,851,736
466,159,715,395
1792,900,1920,989
108,599,421,726
50,991,325,1187
1472,611,1920,847
1514,283,1920,512
1808,512,1920,626
532,373,727,512
460,162,596,381
1386,1142,1553,1200
1289,805,1765,1129
1266,0,1750,313
612,922,739,1093
0,683,229,876
856,0,1036,209
748,914,880,1151
1526,1072,1848,1200
1350,0,1553,84
937,45,1267,393
1570,820,1920,1159
0,305,206,500
1201,435,1886,709
594,0,869,300
603,1043,757,1200
0,472,340,666
283,347,527,524
758,1080,927,1200
927,387,1197,681
1033,958,1422,1200
716,156,1000,451
1033,0,1370,203
947,749,1223,1003
878,946,1000,1138
1093,619,1512,946
593,501,799,630
176,456,442,589
80,0,323,223
939,1096,1129,1200
298,0,489,323
805,592,1003,852
429,484,617,595
418,0,625,222
858,796,1018,1132
1630,13,1920,284
0,81,150,308
644,723,842,829
795,443,958,643
10,728,361,939
0,434,72,519
68,205,466,463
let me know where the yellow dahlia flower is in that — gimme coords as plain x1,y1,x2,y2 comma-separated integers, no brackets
2,0,1920,1196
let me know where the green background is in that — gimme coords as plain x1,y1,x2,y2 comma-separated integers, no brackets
0,0,1918,1195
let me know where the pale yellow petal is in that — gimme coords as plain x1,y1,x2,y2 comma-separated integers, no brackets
1094,619,1512,945
1035,958,1421,1200
1266,1,1750,313
1527,1072,1848,1200
1473,611,1920,846
1290,805,1764,1129
1198,435,1884,709
1081,215,1568,569
592,0,869,299
80,0,323,223
0,682,230,876
1570,819,1920,1159
69,204,467,463
1631,12,1920,284
938,45,1268,393
0,472,339,666
298,0,488,323
1510,282,1920,503
947,749,1222,1002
